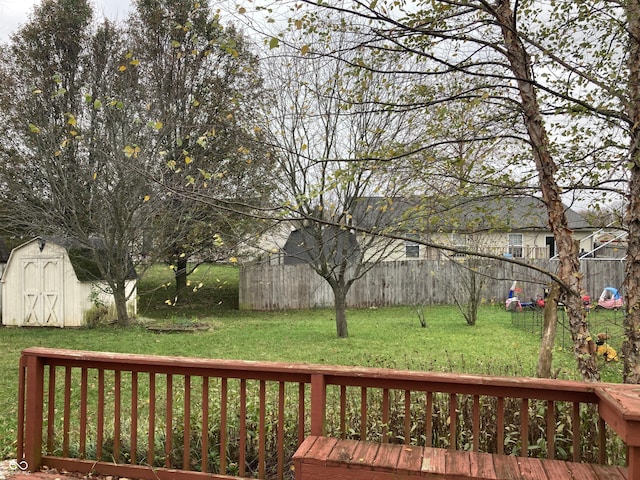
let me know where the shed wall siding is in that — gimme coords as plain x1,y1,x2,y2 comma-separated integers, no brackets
1,240,137,327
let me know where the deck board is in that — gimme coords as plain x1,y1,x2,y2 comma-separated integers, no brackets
349,439,380,470
517,457,548,480
371,442,402,472
326,438,359,466
421,446,446,477
540,459,573,480
470,452,498,480
492,454,522,480
446,450,472,479
590,464,629,480
395,445,423,475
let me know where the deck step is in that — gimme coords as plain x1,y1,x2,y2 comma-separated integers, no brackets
293,436,629,480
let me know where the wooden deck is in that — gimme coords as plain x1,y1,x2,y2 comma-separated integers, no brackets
18,348,640,480
293,436,630,480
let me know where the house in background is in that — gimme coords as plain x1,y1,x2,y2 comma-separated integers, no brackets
1,237,137,327
257,196,617,264
350,196,606,261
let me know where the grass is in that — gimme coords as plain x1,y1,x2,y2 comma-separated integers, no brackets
0,264,621,459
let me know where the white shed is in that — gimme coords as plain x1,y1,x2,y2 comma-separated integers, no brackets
1,237,137,327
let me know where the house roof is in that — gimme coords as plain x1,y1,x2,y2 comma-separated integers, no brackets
351,196,591,233
283,227,360,265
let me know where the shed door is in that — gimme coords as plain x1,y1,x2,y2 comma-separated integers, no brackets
22,258,63,326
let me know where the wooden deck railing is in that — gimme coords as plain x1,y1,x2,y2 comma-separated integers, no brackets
17,347,640,479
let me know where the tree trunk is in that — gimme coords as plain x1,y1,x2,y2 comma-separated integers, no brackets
622,0,640,383
175,256,188,303
495,0,599,381
113,283,130,326
536,283,560,378
333,286,349,338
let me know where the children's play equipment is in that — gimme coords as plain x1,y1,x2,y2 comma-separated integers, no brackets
505,281,523,311
597,287,624,310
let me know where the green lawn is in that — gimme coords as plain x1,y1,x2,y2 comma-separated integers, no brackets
0,264,620,459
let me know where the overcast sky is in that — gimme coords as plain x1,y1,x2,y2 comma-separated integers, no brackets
0,0,132,41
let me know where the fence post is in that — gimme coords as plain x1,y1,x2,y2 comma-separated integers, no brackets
310,374,326,436
23,353,45,472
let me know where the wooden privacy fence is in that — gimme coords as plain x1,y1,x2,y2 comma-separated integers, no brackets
17,347,640,480
240,259,626,311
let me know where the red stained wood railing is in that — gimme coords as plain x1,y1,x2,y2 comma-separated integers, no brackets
16,347,640,480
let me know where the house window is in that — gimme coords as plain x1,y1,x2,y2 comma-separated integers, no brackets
508,233,523,258
451,234,467,256
405,235,420,258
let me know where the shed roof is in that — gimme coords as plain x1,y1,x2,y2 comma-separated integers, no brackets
14,237,136,282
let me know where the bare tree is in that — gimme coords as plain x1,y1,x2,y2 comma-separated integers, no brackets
262,34,427,338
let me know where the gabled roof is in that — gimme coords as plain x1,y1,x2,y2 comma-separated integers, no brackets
10,237,136,282
283,227,360,265
351,196,591,233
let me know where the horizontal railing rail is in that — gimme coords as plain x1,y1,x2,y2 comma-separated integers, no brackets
17,347,640,480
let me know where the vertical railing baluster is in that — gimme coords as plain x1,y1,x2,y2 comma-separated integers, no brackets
546,400,555,460
598,415,606,464
449,394,457,450
148,373,155,467
278,381,285,480
298,382,306,446
131,372,138,465
80,367,88,458
497,397,505,455
47,366,56,454
259,380,266,479
23,354,45,471
220,377,228,475
17,357,26,462
165,374,173,468
472,395,480,452
404,390,411,445
520,398,529,456
382,388,389,443
63,367,71,457
201,376,209,473
426,391,433,447
572,402,580,462
114,370,121,462
239,378,247,477
360,387,367,441
184,375,191,470
97,370,104,460
340,385,347,438
310,374,326,437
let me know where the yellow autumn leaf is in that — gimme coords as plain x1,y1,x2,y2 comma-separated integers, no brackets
129,59,140,66
144,195,150,202
185,156,192,164
118,65,127,72
229,257,238,264
301,44,310,55
28,124,40,133
93,172,97,180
